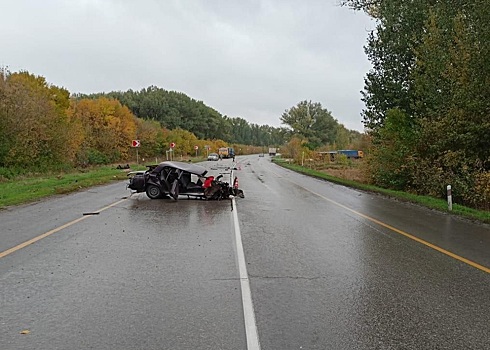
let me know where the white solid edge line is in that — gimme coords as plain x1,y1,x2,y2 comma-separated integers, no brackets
232,198,261,350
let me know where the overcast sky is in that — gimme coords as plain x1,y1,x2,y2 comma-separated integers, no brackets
1,0,374,132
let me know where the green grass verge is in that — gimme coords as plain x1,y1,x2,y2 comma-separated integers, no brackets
0,166,135,208
0,158,206,209
274,159,490,224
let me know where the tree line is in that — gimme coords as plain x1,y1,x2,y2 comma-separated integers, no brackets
80,89,364,152
0,71,236,176
0,69,362,179
77,87,289,147
341,0,489,209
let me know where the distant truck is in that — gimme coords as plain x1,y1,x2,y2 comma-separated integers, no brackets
268,147,277,156
318,150,364,161
218,147,235,159
337,150,363,159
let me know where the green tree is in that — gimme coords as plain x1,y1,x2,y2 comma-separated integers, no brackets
366,108,417,189
280,100,338,149
342,0,490,208
334,125,350,150
229,117,252,144
80,86,290,147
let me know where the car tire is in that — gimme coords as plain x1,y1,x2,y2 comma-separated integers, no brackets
146,184,163,199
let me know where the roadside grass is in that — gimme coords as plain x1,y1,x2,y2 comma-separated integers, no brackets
0,158,210,209
3,158,488,224
0,166,136,208
273,159,490,224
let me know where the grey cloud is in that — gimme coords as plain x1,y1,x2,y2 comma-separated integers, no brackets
1,0,374,131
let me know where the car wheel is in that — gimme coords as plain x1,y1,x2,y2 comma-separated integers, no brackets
146,184,163,199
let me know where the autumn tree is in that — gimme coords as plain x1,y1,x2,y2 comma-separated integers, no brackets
68,98,137,165
165,128,199,156
134,118,167,160
0,70,81,172
80,87,226,141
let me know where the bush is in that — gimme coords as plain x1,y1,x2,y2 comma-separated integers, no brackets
0,167,19,181
87,149,109,165
470,171,490,211
409,151,489,209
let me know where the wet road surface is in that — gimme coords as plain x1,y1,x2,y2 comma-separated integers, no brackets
1,155,489,349
238,156,489,349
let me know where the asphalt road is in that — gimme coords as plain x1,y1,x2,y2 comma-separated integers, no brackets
1,155,489,350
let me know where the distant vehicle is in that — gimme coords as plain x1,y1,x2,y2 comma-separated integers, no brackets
268,147,277,156
259,153,264,157
207,153,219,161
127,161,244,200
218,147,235,159
337,150,364,159
318,150,364,161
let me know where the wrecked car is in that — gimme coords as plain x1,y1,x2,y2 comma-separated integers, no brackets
127,161,244,200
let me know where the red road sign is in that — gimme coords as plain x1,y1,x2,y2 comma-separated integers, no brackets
170,142,176,148
132,140,140,147
194,145,199,150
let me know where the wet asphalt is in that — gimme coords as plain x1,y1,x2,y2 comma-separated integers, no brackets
0,155,489,350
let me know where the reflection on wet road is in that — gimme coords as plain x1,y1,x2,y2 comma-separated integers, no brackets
0,156,489,349
237,155,489,349
1,179,246,349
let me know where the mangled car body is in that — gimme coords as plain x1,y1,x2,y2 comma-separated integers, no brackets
127,161,244,200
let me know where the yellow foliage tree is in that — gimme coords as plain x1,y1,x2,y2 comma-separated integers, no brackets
68,98,137,165
134,118,166,160
165,128,199,157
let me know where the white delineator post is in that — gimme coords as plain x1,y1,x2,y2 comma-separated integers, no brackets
447,185,452,211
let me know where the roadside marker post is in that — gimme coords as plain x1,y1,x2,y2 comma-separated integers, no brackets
170,142,176,161
447,185,452,211
132,140,140,163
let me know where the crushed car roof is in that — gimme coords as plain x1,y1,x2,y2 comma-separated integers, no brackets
151,161,208,176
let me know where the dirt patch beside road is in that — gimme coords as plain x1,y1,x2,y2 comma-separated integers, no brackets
319,167,367,183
